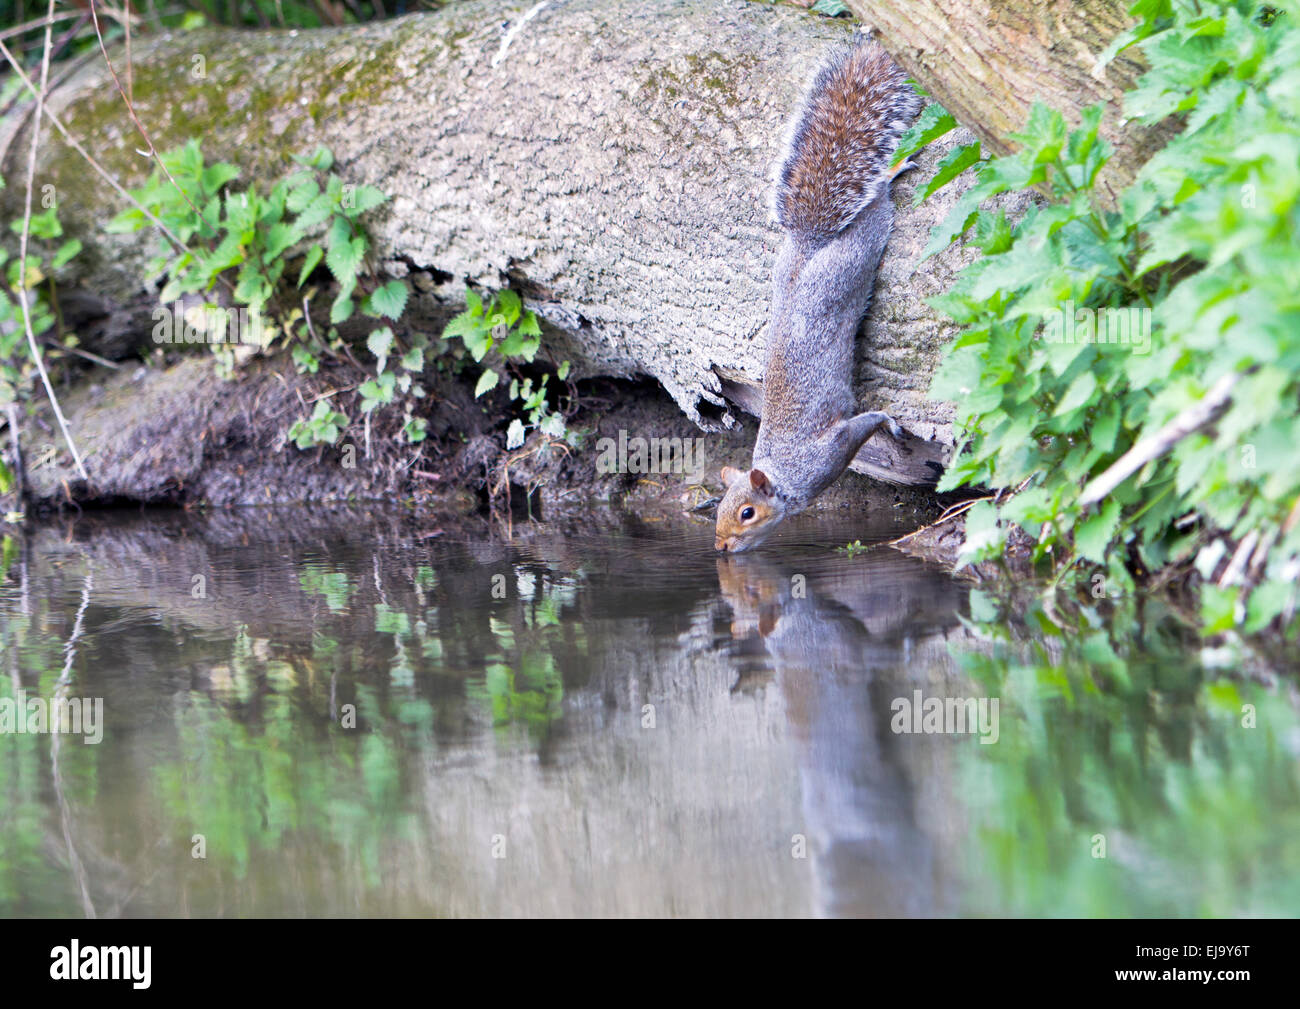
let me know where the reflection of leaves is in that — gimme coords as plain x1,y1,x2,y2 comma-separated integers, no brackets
360,734,400,806
469,653,564,742
0,535,15,580
374,603,411,635
958,592,1300,916
299,567,353,612
0,680,51,912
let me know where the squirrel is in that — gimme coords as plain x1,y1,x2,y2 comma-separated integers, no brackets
714,39,921,553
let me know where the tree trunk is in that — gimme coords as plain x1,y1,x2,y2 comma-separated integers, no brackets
849,0,1178,207
2,0,1036,489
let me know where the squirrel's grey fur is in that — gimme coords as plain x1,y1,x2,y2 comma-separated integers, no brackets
715,40,921,553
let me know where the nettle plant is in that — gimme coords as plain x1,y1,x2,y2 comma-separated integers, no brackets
108,141,413,444
0,196,83,388
108,141,571,456
0,186,82,493
900,0,1299,634
441,287,574,450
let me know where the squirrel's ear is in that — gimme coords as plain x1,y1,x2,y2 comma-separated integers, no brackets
721,466,745,487
749,469,773,496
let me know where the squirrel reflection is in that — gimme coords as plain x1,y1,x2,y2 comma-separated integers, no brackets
716,549,966,917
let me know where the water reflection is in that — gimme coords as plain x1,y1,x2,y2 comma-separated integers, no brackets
0,507,1296,917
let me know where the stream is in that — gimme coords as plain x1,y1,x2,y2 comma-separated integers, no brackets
1,507,1296,917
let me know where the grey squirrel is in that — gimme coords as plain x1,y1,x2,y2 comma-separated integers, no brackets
714,39,921,553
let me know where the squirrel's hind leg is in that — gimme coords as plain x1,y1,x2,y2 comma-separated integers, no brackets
845,409,904,444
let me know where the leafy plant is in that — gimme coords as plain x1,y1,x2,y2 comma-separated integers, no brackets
287,399,349,450
836,539,870,558
106,141,442,449
0,181,83,418
442,287,573,449
911,0,1300,635
107,141,389,337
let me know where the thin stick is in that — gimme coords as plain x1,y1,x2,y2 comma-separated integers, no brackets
1080,371,1239,506
13,1,89,481
125,0,133,104
0,9,85,43
60,345,124,370
886,495,994,547
89,0,207,224
0,39,190,253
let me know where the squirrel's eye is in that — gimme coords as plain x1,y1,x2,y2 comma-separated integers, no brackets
740,506,756,522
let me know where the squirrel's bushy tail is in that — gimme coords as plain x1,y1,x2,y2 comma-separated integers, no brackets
775,40,921,245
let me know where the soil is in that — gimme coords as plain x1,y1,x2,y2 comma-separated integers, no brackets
1,349,965,566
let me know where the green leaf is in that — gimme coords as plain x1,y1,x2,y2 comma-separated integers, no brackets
1009,102,1068,165
495,290,522,326
517,310,541,337
363,279,408,320
297,245,324,288
263,222,296,261
286,178,320,213
201,162,240,194
1074,498,1121,563
325,235,366,285
442,310,483,341
474,369,499,398
895,103,958,163
51,239,82,269
329,292,354,325
294,145,334,171
1053,369,1098,416
917,141,982,205
367,326,394,367
343,184,388,216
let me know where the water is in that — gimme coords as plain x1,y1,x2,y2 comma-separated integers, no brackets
0,507,1297,917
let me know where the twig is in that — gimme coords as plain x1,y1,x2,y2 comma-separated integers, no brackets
0,9,85,42
1218,529,1259,588
0,39,191,253
1080,372,1240,506
13,1,89,481
886,494,995,547
59,344,123,370
89,0,207,223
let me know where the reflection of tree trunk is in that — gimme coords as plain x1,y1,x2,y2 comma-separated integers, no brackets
848,0,1179,207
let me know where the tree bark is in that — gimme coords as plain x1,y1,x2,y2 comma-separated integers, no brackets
849,0,1178,207
1,0,1036,489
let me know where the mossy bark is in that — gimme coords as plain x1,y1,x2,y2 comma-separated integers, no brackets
849,0,1178,208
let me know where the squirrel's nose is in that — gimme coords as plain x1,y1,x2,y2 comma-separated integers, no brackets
715,538,730,552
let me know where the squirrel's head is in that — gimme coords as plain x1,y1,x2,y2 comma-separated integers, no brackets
715,467,786,552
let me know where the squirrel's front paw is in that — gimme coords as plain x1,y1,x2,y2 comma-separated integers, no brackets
885,416,904,440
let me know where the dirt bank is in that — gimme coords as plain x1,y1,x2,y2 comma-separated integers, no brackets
2,350,956,557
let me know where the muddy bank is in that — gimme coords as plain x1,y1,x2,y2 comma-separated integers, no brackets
3,350,956,555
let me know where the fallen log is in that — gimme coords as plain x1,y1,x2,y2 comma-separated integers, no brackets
2,0,1025,490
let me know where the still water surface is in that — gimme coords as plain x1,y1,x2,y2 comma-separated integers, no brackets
0,507,1296,917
